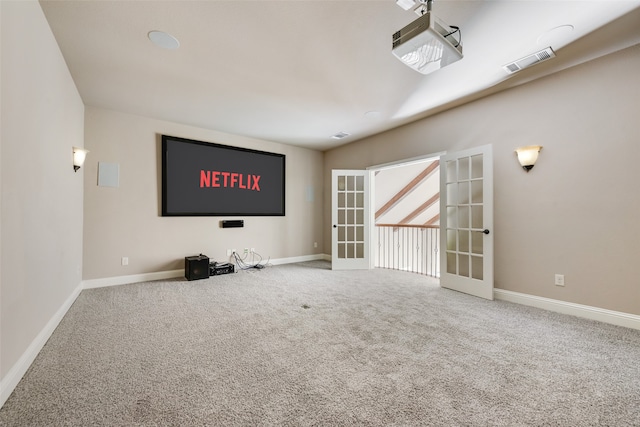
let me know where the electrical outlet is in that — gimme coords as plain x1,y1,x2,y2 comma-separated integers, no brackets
243,248,249,254
121,257,129,266
226,249,232,256
314,242,318,248
555,274,565,286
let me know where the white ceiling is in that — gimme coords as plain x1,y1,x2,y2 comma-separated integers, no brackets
39,0,640,151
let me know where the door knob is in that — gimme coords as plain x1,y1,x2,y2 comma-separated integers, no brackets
483,229,490,235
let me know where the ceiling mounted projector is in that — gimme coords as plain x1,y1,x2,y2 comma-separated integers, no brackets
392,9,462,75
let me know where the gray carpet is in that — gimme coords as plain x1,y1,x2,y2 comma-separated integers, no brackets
1,261,639,426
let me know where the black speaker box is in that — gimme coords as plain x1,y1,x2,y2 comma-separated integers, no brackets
220,220,244,228
185,254,209,281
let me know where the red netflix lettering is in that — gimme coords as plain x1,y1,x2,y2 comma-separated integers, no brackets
200,170,210,187
199,170,262,192
251,175,260,191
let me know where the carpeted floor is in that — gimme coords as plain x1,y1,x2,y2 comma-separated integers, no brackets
1,261,639,426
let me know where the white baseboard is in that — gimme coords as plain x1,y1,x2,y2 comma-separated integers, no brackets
494,289,640,331
82,255,332,289
82,269,184,289
0,282,83,408
268,254,330,265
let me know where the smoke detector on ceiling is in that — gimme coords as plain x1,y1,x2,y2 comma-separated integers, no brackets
148,30,180,50
392,0,463,75
503,47,556,74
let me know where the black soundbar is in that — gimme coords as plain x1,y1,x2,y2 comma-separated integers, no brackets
220,220,244,228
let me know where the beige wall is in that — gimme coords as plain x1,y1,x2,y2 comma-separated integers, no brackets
324,44,640,316
1,1,85,378
83,107,324,280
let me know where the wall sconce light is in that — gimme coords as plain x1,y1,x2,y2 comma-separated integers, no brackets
72,147,89,172
515,145,542,172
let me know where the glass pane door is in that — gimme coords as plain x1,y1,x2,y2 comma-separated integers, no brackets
440,146,493,300
332,170,371,270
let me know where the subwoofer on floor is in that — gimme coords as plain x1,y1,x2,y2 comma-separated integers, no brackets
185,254,210,281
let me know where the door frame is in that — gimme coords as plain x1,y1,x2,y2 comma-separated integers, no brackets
334,147,492,300
366,152,445,272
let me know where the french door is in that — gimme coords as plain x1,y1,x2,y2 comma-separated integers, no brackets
331,170,372,270
440,145,494,300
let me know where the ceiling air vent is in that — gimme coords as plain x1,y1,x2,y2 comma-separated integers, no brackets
331,131,351,140
503,47,556,74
